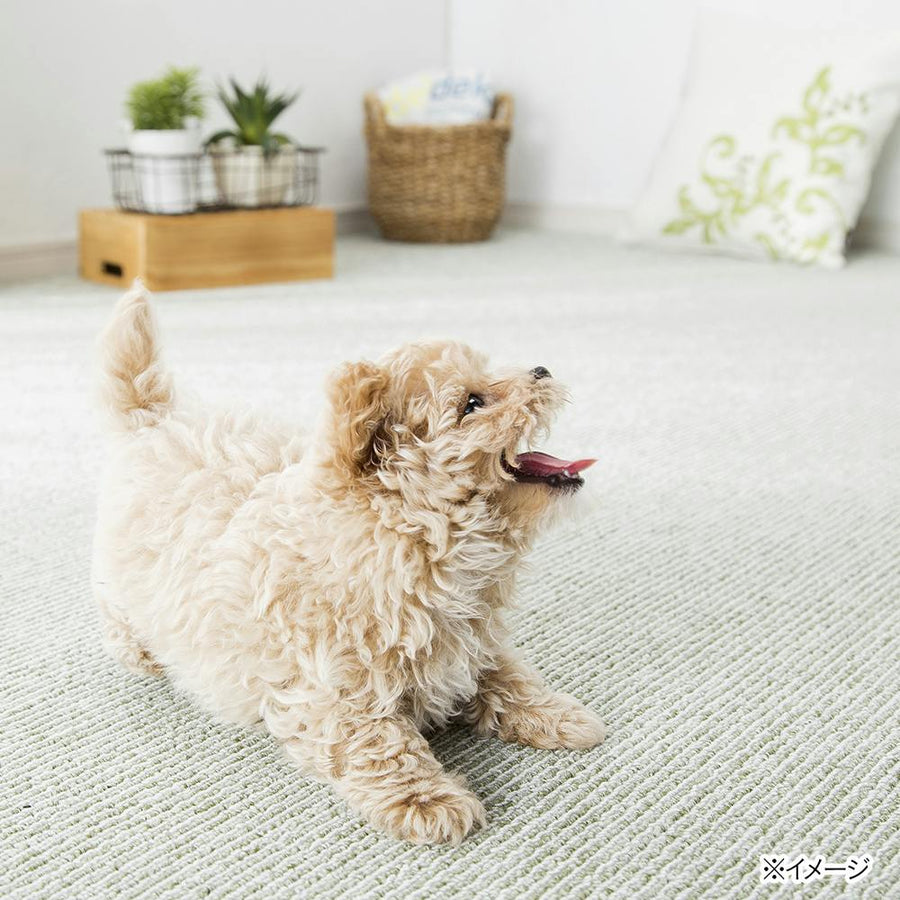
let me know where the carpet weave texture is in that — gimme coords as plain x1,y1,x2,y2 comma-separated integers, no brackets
1,231,898,899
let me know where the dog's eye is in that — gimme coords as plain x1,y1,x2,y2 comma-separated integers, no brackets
462,393,484,416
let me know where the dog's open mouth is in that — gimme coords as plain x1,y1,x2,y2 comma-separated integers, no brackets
503,451,596,491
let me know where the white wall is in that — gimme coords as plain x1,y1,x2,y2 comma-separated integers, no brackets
5,1,900,252
0,0,447,248
450,0,900,231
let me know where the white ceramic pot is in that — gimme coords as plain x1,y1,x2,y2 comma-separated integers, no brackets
209,145,298,208
127,127,202,214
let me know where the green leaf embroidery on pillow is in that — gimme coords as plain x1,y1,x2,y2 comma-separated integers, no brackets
754,232,782,261
773,118,804,141
820,124,865,145
803,67,830,118
812,157,844,178
663,66,871,263
803,232,832,254
665,184,726,242
795,186,847,228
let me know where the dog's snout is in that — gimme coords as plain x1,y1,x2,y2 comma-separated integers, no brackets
530,366,552,381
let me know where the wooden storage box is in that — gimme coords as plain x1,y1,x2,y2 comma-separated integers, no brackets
79,207,334,291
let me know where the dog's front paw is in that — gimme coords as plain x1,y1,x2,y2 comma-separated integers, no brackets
370,776,486,845
498,693,606,750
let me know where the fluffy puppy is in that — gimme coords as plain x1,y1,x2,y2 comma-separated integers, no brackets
93,283,605,844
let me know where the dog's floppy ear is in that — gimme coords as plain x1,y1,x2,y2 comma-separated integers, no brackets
327,360,391,475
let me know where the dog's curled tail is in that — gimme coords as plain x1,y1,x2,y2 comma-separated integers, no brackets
99,280,174,432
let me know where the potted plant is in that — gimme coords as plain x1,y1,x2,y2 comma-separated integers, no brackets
126,66,206,213
206,78,300,207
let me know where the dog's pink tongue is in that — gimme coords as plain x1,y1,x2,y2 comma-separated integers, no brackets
515,452,597,477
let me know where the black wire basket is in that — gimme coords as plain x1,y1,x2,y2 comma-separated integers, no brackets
105,146,323,214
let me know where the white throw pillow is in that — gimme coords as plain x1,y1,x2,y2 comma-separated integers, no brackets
623,13,900,268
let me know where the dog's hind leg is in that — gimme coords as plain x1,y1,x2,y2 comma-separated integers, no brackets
94,582,163,677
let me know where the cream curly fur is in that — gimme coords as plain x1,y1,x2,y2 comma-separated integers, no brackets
93,282,605,844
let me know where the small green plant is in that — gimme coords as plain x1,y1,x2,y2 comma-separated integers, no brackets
127,66,205,130
207,78,299,157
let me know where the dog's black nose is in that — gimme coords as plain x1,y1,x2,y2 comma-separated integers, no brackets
531,366,552,380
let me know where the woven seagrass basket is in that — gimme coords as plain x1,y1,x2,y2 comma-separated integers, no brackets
364,92,513,243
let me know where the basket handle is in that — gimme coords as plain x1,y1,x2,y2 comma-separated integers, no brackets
493,93,514,130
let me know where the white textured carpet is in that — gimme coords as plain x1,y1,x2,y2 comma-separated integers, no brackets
1,230,898,899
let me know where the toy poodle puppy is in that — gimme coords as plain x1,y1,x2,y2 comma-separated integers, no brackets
93,282,605,844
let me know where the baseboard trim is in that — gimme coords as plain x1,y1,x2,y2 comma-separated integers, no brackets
502,201,900,254
335,205,377,236
853,215,900,252
501,203,625,236
0,240,78,283
3,203,897,282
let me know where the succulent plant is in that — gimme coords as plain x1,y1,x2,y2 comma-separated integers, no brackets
206,78,299,157
126,66,205,131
